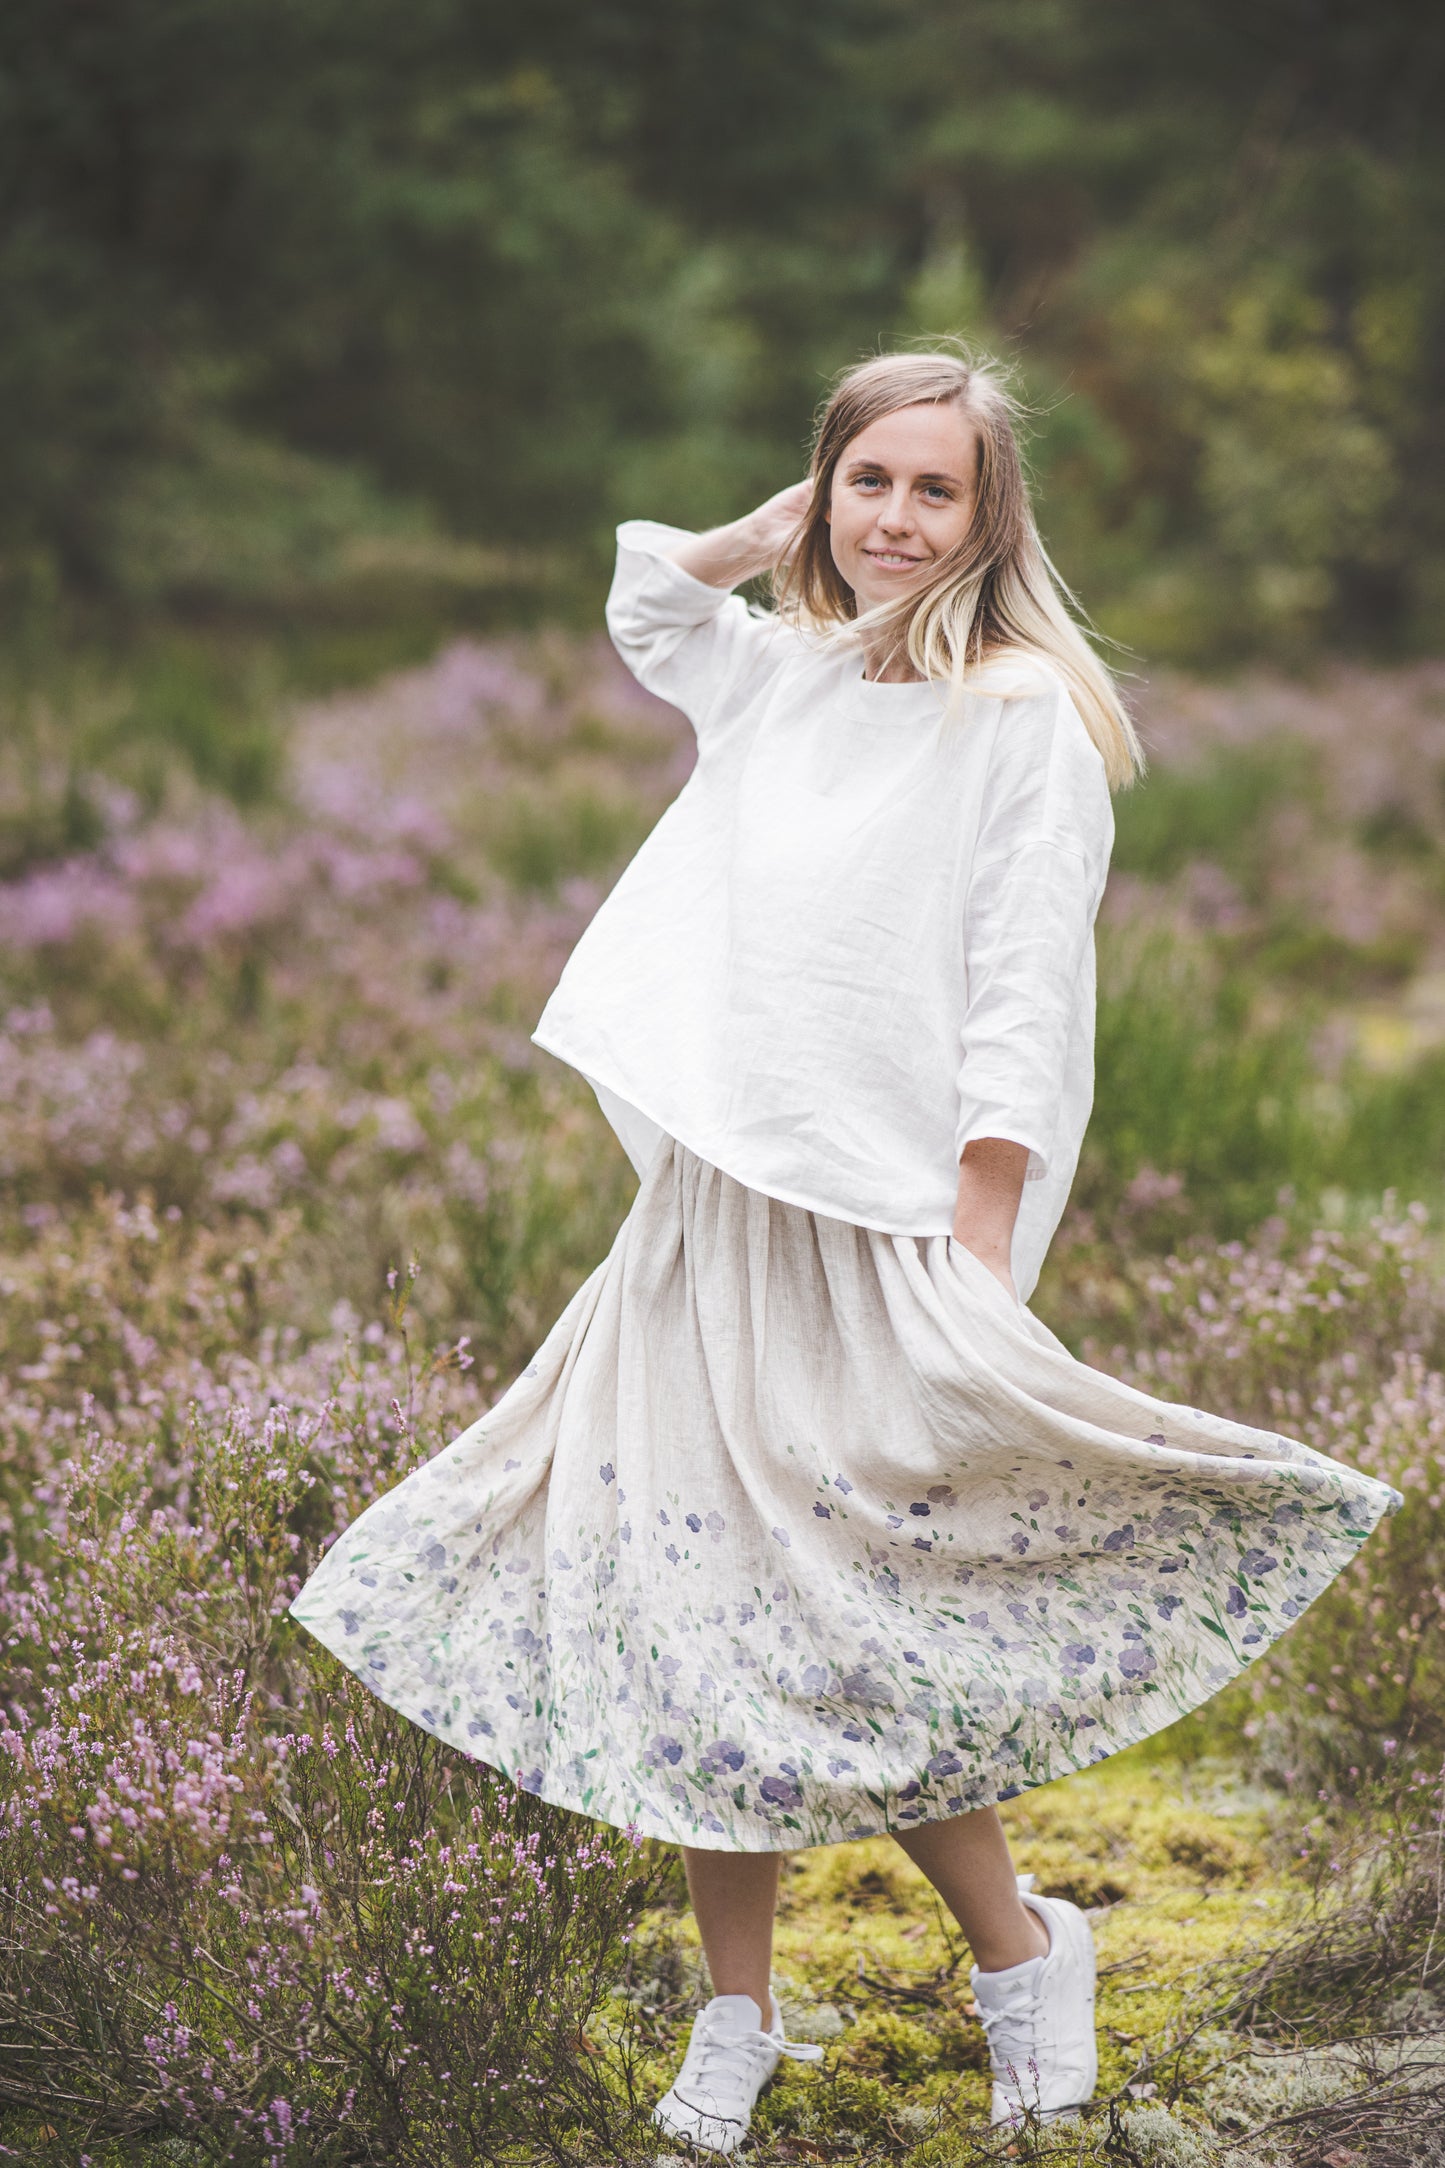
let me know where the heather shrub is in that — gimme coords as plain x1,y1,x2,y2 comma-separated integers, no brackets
3,628,1445,2155
1072,1200,1445,1777
0,1312,656,2163
0,1652,651,2164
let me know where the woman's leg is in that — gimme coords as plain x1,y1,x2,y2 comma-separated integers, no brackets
892,1808,1050,1972
681,1846,783,2020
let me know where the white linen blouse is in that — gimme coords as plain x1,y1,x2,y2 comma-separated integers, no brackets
531,519,1115,1302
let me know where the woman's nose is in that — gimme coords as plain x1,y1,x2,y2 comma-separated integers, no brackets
877,490,914,533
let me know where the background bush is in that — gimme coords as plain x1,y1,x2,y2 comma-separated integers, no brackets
1,0,1441,662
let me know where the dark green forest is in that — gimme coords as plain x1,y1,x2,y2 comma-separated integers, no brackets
3,0,1442,660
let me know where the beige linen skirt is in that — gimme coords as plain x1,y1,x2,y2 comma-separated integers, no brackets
290,1135,1401,1851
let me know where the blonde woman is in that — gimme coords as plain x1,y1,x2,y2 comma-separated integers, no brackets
291,348,1400,2149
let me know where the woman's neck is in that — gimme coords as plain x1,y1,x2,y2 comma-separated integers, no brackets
859,631,924,684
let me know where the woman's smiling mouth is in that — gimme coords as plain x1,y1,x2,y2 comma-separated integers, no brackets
864,548,926,568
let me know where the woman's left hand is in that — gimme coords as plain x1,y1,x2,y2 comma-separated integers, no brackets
952,1138,1027,1304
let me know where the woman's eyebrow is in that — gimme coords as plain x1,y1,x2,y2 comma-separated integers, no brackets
842,459,965,487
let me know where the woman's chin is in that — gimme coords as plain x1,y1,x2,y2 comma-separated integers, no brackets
847,565,931,613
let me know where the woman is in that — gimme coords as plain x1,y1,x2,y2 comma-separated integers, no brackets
291,345,1401,2150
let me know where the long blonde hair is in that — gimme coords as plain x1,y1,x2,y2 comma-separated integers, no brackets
771,345,1145,790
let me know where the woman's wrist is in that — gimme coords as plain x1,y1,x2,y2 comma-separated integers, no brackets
666,514,776,592
952,1138,1028,1297
665,480,813,591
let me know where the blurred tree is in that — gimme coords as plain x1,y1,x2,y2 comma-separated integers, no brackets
0,0,1439,655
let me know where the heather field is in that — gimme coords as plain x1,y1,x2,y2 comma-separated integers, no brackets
4,637,1445,2166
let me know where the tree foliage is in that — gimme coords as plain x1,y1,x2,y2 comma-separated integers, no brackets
1,0,1440,654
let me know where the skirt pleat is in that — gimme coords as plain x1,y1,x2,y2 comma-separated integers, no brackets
290,1137,1401,1850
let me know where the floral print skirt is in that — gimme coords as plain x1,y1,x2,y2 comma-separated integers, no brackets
290,1136,1401,1851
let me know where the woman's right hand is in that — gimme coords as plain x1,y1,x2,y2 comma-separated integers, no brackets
667,478,815,590
742,478,815,563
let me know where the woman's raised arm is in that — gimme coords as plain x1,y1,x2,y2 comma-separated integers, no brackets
667,479,813,589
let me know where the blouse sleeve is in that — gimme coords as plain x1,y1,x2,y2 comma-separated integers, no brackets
953,675,1114,1181
605,519,792,742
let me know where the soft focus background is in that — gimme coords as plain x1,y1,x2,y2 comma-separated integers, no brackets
3,4,1445,2164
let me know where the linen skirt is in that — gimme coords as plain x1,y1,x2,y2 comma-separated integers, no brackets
290,1136,1402,1852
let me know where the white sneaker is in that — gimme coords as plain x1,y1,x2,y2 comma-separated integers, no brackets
970,1886,1098,2126
652,1988,824,2157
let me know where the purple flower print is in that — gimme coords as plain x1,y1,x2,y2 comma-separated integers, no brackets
759,1775,802,1810
599,1462,615,1484
685,1512,702,1532
1225,1583,1248,1617
1061,1642,1096,1674
841,1668,891,1705
1240,1547,1279,1577
1117,1644,1158,1680
651,1734,684,1766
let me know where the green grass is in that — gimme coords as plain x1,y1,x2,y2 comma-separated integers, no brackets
1112,739,1318,901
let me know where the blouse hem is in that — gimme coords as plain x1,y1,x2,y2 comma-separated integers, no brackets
532,1022,963,1241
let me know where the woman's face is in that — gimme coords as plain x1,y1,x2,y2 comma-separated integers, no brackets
825,401,980,614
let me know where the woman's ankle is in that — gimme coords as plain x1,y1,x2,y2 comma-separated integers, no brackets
973,1903,1051,1974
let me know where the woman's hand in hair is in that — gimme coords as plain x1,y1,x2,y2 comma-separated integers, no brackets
666,479,814,590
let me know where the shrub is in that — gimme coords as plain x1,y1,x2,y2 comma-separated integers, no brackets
0,1651,650,2165
1076,1201,1445,1776
0,1349,657,2163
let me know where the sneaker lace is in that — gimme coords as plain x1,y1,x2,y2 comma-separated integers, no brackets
676,2015,823,2118
977,1989,1041,2090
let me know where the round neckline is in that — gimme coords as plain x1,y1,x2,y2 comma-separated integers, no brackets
843,655,946,715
